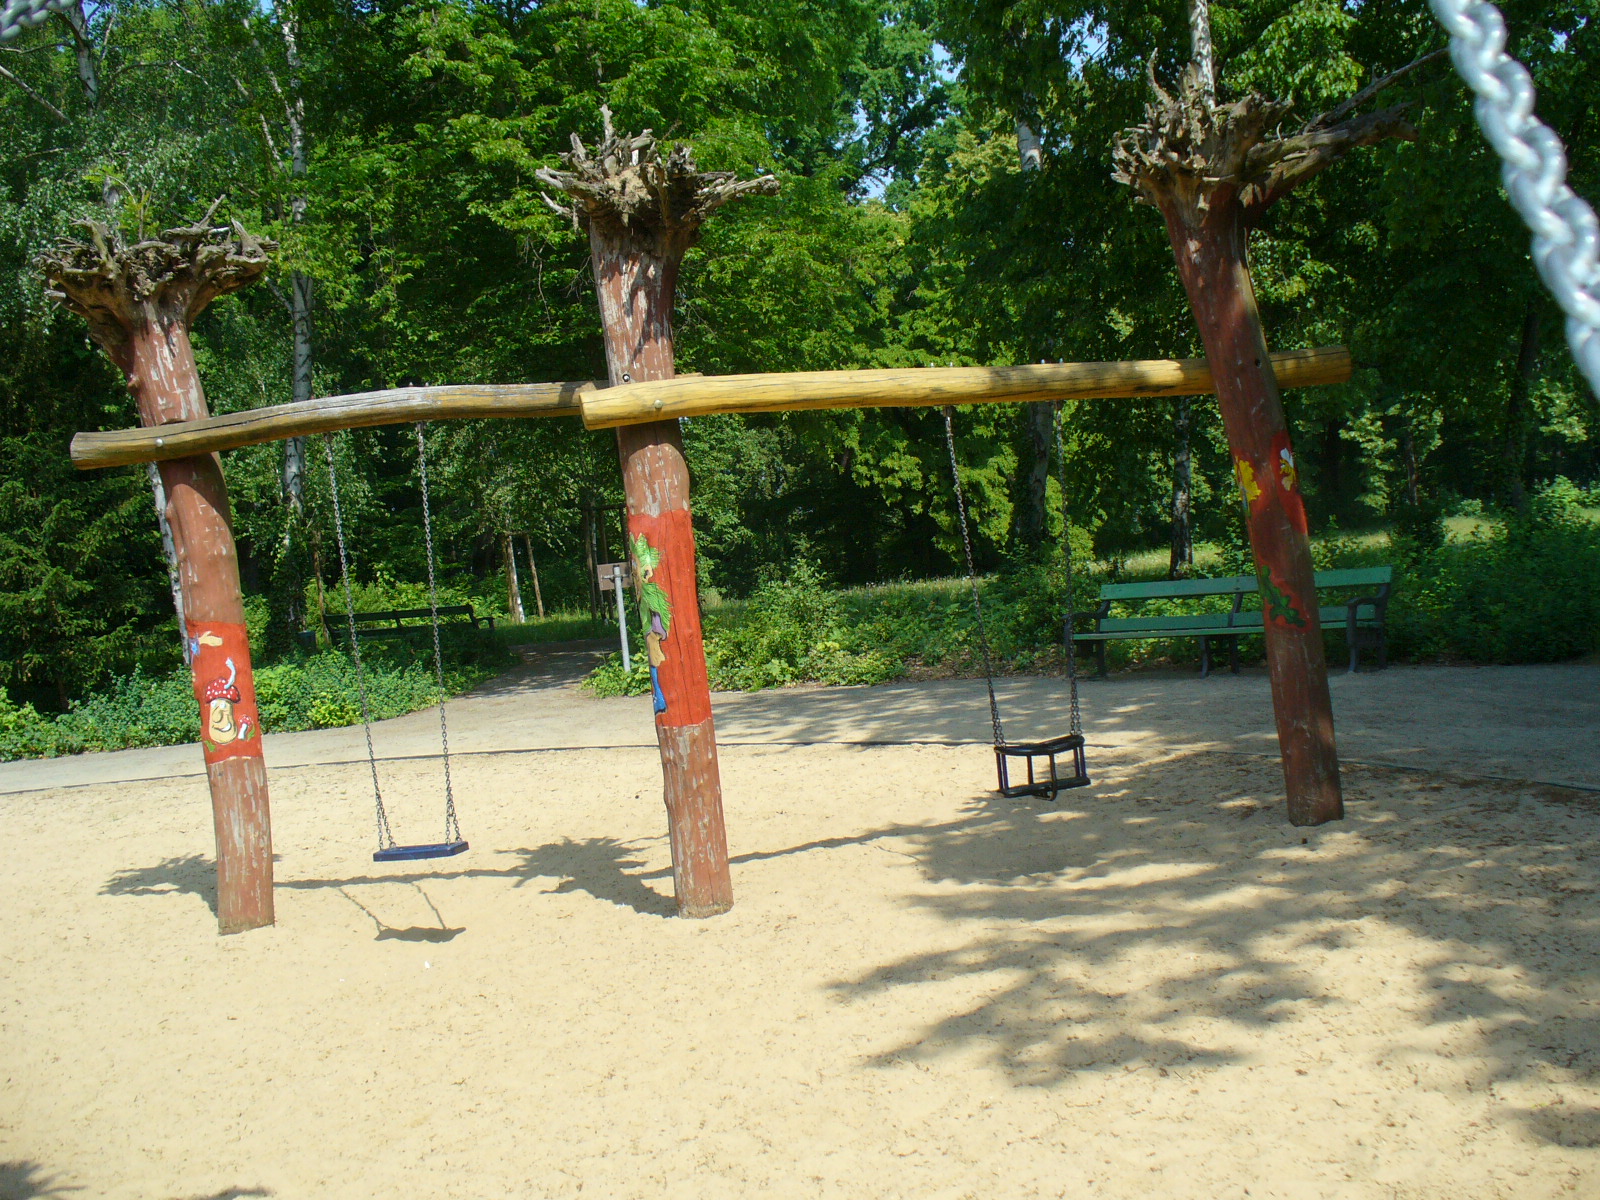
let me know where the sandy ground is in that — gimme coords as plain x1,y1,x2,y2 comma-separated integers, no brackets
3,657,1599,1199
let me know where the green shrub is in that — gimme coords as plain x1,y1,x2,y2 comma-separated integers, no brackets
57,669,200,750
584,651,653,698
0,691,76,759
706,562,898,690
1393,481,1600,663
1,645,506,761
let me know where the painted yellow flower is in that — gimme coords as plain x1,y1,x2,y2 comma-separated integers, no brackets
1278,447,1299,492
1235,459,1262,505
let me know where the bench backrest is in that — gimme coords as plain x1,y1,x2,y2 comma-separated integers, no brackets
1100,575,1256,601
348,604,478,624
1098,565,1391,604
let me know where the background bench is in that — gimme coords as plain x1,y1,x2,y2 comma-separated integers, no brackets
1071,566,1393,676
298,604,495,652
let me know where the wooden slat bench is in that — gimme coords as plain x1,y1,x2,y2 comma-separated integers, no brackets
1071,566,1393,677
298,604,495,652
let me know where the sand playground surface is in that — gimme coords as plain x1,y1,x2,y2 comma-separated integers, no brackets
3,655,1600,1199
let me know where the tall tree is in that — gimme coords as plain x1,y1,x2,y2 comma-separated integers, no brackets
1113,14,1429,824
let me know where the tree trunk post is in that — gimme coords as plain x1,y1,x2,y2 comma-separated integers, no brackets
41,215,279,931
1160,203,1340,823
1114,58,1419,824
538,117,778,916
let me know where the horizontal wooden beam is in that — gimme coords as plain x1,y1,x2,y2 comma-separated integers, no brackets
70,346,1351,469
580,346,1352,429
70,380,603,470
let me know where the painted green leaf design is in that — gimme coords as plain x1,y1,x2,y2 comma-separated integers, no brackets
639,579,672,634
1258,572,1309,628
630,532,661,572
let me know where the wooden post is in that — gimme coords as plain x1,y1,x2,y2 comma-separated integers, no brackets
1160,202,1341,822
1114,59,1423,825
539,114,778,916
40,212,278,931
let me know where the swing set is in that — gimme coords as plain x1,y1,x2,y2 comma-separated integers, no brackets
322,424,467,862
23,0,1596,931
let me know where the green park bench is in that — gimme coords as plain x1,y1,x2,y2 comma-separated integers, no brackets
1071,566,1394,677
297,604,495,652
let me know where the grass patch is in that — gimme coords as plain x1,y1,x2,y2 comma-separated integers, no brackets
485,611,615,649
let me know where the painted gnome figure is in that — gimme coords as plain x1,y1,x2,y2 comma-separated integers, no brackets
1112,35,1428,826
538,112,778,917
39,205,279,933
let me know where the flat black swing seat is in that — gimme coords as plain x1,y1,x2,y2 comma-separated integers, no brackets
995,733,1090,799
373,840,470,863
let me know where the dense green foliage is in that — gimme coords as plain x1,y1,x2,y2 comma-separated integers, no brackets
1,0,1596,735
0,643,509,761
587,484,1600,700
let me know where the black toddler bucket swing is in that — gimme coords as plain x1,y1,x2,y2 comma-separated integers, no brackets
943,404,1090,799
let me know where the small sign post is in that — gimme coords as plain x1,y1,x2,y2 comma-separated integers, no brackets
598,561,632,671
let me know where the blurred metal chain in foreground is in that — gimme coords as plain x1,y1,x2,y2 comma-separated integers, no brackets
0,0,71,43
1432,0,1600,392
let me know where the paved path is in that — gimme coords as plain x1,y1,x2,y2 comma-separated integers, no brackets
2,647,1595,794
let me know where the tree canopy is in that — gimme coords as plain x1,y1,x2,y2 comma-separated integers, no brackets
1,0,1595,706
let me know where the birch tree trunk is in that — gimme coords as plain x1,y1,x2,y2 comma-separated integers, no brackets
504,532,525,623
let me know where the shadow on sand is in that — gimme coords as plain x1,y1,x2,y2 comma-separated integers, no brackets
101,747,1600,1135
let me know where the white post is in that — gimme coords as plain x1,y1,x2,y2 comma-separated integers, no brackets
612,563,631,672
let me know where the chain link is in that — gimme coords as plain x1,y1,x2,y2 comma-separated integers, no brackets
323,434,394,851
1052,405,1083,739
942,406,1006,749
415,424,460,846
0,0,70,43
1431,0,1600,393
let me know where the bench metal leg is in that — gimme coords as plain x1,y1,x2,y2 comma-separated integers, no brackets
1096,641,1107,679
1199,636,1210,678
1229,637,1241,674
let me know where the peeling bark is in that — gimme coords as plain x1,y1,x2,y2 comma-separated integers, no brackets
40,214,279,931
1111,59,1424,824
539,117,776,917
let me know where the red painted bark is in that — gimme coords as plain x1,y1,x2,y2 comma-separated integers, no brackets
591,207,731,918
538,123,778,913
119,315,276,930
41,219,277,930
1158,200,1341,825
1113,65,1417,826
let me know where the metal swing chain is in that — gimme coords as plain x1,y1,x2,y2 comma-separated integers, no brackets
942,406,1005,749
1052,404,1083,739
0,0,70,42
1430,0,1600,394
322,434,395,852
414,424,460,845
